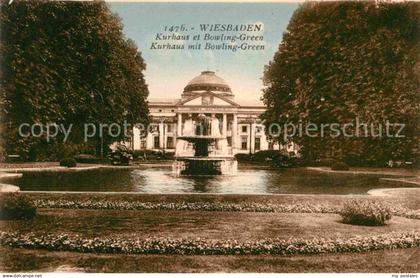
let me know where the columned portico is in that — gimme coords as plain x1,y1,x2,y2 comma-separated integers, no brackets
159,122,164,149
222,113,227,137
177,113,182,136
132,71,281,154
232,114,238,150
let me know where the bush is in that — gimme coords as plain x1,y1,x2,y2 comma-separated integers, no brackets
252,150,282,162
74,154,100,164
331,162,349,171
132,150,174,160
25,142,92,162
235,151,300,167
340,200,392,226
60,158,77,167
0,193,36,220
234,153,252,161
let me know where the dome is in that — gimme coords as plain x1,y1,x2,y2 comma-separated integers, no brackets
183,71,232,95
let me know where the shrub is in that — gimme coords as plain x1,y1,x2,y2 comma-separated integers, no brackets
236,150,299,167
132,150,146,160
340,200,392,226
74,154,100,164
25,142,92,162
132,150,174,160
252,150,283,162
60,158,77,168
331,162,349,171
234,153,251,161
0,193,36,220
133,150,157,159
156,151,174,160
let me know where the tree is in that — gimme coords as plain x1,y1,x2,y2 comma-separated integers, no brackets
262,1,419,165
0,0,149,160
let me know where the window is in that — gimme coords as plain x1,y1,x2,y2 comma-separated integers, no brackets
255,137,261,151
268,141,274,150
166,137,174,149
154,136,160,149
255,126,262,134
227,121,232,131
140,138,147,149
227,137,232,147
166,124,172,133
151,125,159,133
241,137,248,150
241,125,248,133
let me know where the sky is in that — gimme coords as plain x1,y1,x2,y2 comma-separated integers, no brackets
109,3,299,103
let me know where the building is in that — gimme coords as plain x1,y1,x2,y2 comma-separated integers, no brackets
132,71,292,155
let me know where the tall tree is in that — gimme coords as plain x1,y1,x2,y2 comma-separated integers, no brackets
0,0,149,160
262,1,419,165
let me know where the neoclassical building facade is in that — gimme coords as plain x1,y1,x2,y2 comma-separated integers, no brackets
132,71,284,154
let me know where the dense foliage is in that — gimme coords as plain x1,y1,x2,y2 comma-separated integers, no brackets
262,2,419,165
234,150,299,167
132,150,174,161
340,200,392,226
330,162,349,171
0,193,36,220
59,158,77,168
0,0,149,161
73,154,100,164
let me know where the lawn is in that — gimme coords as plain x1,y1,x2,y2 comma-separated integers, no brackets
1,208,419,241
1,247,418,273
23,190,420,210
1,190,419,272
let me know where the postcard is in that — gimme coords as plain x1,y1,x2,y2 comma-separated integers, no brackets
0,0,418,276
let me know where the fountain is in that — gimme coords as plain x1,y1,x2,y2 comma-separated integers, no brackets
172,113,237,176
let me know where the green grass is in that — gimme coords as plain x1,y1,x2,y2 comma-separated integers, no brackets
22,191,420,210
1,247,418,272
1,195,419,272
2,208,419,240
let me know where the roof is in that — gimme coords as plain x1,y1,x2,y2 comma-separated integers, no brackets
148,97,265,109
183,71,232,94
147,98,179,106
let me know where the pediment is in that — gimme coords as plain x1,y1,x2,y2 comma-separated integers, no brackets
178,92,239,107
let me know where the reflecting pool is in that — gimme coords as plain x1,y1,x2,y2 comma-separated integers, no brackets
13,166,409,195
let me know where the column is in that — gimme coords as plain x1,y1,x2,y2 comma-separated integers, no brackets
250,123,255,154
132,126,140,150
177,113,182,136
146,131,153,149
173,118,177,145
159,121,164,149
222,113,227,137
232,114,238,151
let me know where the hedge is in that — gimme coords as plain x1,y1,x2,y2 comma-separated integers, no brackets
0,231,418,255
32,199,420,220
59,158,77,168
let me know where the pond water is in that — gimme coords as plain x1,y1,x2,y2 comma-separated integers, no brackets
13,166,405,195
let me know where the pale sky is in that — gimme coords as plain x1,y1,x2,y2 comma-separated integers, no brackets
109,3,298,103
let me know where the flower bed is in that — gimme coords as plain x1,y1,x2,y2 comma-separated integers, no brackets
33,199,338,213
0,231,418,255
32,199,420,220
